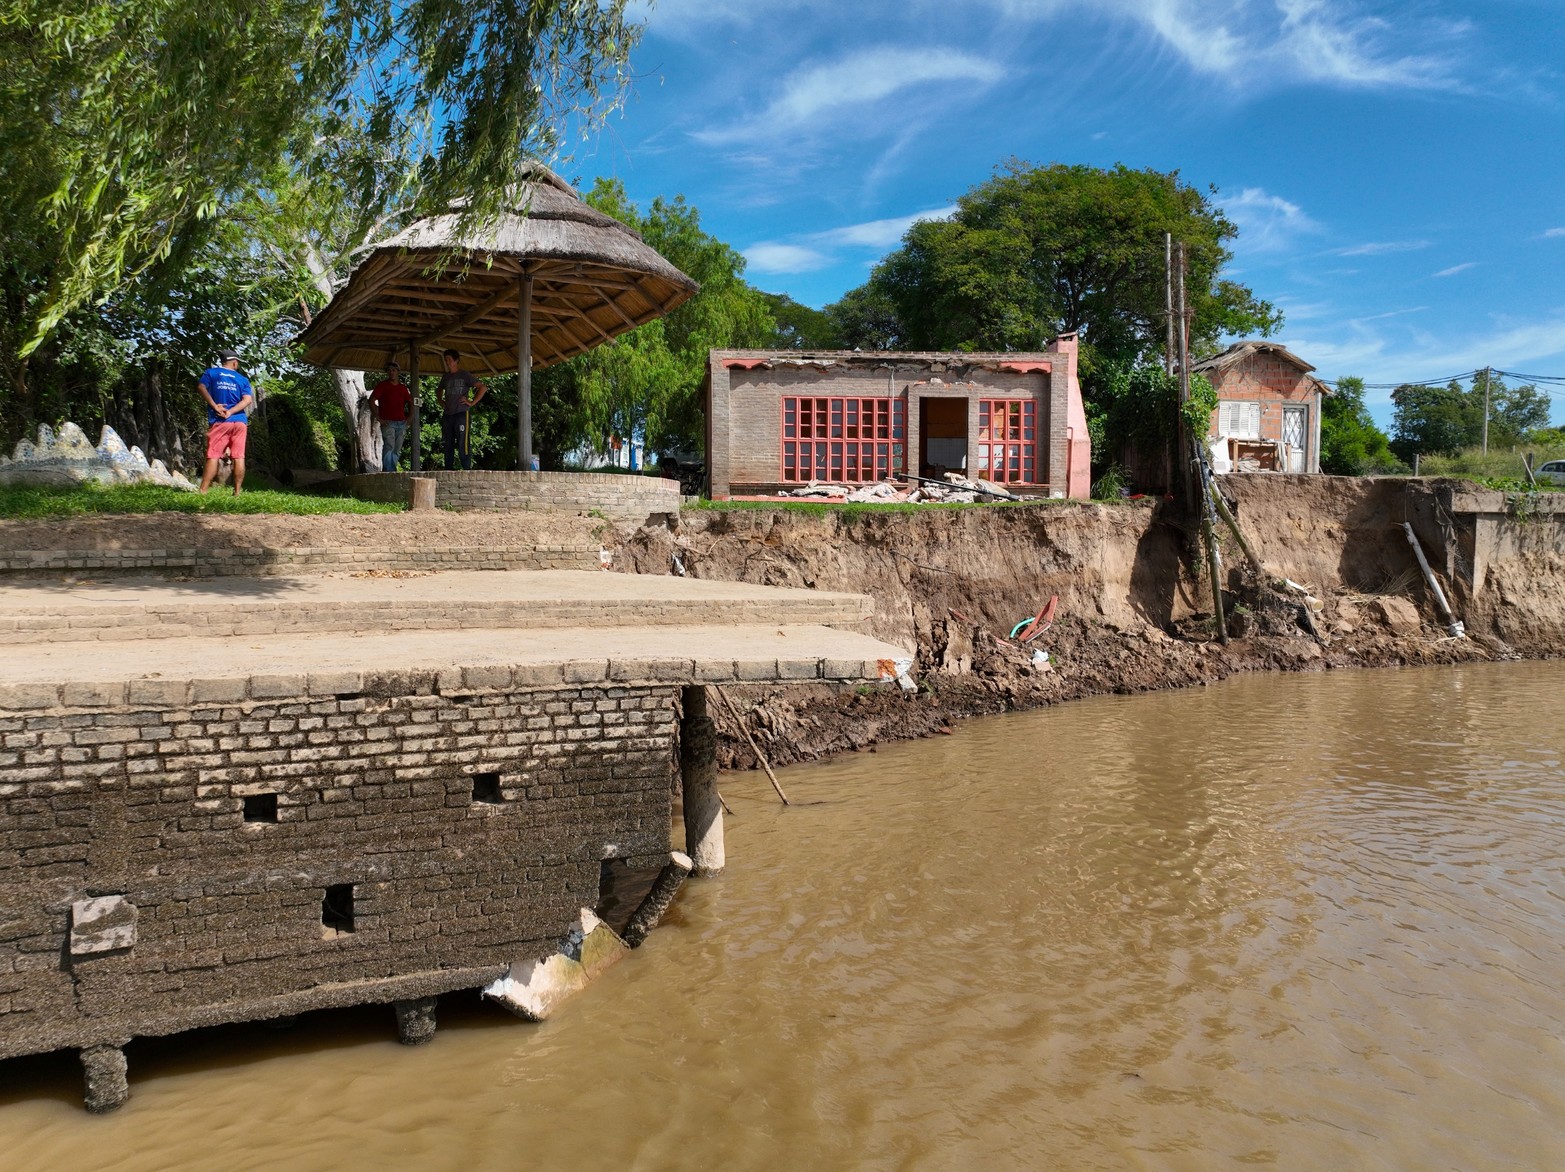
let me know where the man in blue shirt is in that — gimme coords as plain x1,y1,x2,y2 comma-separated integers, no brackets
198,349,255,495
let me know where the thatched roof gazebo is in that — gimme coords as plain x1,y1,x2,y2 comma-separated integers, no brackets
298,166,699,470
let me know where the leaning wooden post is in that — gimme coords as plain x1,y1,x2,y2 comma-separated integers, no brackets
1208,480,1265,577
518,269,534,471
407,343,422,473
680,686,724,875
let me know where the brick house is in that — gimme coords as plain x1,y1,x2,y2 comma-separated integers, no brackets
1194,341,1331,473
704,335,1092,499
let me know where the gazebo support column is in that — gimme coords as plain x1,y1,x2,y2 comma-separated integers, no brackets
408,342,422,473
518,270,534,470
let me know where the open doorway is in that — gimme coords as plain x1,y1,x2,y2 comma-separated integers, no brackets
919,398,968,478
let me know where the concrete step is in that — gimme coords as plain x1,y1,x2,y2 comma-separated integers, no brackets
0,570,873,645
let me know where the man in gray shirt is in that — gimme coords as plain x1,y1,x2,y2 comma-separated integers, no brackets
438,348,488,470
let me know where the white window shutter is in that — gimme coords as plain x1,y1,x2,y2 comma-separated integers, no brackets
1218,400,1260,439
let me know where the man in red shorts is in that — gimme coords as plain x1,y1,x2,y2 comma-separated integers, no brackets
198,349,255,495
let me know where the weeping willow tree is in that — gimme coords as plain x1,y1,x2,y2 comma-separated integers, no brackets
0,0,639,348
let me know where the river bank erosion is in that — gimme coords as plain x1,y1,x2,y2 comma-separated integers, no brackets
619,475,1565,767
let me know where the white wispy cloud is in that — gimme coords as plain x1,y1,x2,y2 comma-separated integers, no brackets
745,206,958,274
693,48,1003,145
1432,262,1478,278
647,1,1462,92
743,243,833,274
1223,187,1320,252
1545,227,1565,238
1335,240,1431,256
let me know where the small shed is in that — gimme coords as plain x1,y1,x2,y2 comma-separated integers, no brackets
705,334,1091,499
1194,341,1331,474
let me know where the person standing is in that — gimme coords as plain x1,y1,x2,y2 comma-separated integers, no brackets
438,348,487,471
198,349,255,496
367,360,413,471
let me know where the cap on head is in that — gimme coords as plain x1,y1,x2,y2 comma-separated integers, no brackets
217,349,240,364
387,360,401,371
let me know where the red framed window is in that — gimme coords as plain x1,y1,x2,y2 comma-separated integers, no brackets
781,396,905,482
977,399,1037,484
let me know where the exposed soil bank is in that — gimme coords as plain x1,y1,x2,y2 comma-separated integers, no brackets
615,476,1565,769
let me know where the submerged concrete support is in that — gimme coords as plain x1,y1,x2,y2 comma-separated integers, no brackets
680,686,724,876
622,852,694,948
393,997,438,1045
80,1043,129,1113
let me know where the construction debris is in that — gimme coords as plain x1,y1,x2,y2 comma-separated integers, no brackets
778,474,1020,505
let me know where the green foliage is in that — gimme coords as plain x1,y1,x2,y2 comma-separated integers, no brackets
760,292,844,349
1086,363,1215,479
0,483,398,519
1090,464,1128,500
1418,442,1565,482
0,0,640,349
530,180,776,463
1321,376,1404,475
1392,372,1556,461
826,286,905,351
828,161,1280,367
246,390,336,476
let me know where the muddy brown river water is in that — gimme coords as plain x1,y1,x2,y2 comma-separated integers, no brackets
4,662,1564,1170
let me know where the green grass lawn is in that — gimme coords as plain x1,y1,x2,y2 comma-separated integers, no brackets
0,482,401,520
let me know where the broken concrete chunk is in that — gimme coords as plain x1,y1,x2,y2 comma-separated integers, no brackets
482,909,629,1021
70,895,137,956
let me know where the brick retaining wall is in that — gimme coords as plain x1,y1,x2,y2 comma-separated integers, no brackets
338,470,681,521
0,677,677,1059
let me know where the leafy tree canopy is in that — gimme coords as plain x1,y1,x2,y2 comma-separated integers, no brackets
530,180,775,463
0,0,639,349
1321,376,1403,475
828,161,1281,367
760,292,843,350
1391,372,1553,461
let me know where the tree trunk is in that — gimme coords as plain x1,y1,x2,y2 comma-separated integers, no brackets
334,367,378,473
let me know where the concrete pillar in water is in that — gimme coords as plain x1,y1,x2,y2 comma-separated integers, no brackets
622,852,694,948
680,685,724,876
393,996,438,1045
80,1043,129,1113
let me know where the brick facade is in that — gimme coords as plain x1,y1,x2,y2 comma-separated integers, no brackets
0,678,678,1060
705,341,1092,499
1195,342,1328,473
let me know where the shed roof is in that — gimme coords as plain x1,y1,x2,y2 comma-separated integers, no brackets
1191,340,1316,375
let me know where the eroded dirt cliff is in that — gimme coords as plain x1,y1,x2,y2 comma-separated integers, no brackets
615,476,1565,770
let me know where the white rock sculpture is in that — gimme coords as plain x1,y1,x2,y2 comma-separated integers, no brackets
0,423,195,490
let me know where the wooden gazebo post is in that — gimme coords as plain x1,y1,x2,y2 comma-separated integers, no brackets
407,342,422,473
518,268,534,470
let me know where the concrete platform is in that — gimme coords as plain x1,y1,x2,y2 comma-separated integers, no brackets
0,623,908,708
0,570,871,643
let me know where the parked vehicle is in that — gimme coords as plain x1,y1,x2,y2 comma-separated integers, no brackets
658,448,705,495
1535,459,1565,485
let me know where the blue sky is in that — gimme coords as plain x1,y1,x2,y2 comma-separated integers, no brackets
567,1,1565,426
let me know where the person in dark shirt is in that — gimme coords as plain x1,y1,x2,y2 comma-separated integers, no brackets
197,349,255,495
438,349,487,470
367,361,413,471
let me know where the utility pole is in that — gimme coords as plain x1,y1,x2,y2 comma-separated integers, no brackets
1177,241,1228,646
1481,366,1492,454
1164,232,1174,376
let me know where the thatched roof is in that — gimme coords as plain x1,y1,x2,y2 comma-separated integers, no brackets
297,167,699,374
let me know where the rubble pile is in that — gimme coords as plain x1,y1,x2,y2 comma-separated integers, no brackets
778,474,1019,505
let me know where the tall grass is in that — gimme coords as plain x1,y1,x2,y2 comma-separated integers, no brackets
1418,443,1565,480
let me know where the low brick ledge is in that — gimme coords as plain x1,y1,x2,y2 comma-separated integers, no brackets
0,544,599,577
0,655,905,710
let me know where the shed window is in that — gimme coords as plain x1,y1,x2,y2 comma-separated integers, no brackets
1217,400,1262,439
976,399,1037,484
781,396,904,483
